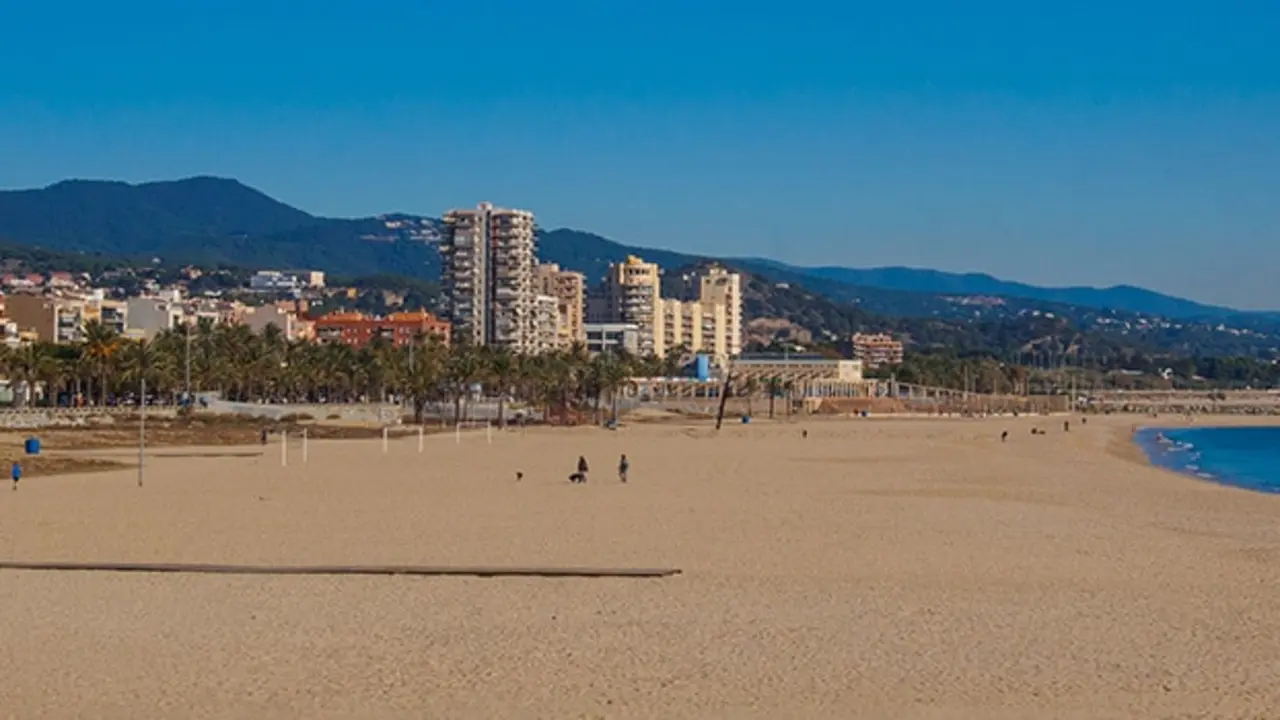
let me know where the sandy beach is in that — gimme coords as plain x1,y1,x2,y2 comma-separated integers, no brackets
3,414,1280,718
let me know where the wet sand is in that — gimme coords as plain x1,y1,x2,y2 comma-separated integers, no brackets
2,415,1280,718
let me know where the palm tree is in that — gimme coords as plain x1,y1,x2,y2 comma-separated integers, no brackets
482,346,519,429
81,319,120,406
741,376,760,417
764,376,783,419
443,344,484,423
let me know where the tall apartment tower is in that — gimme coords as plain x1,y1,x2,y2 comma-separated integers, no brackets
534,262,586,347
603,255,662,356
440,202,537,352
698,266,743,357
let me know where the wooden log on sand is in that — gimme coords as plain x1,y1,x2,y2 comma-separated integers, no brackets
0,561,682,579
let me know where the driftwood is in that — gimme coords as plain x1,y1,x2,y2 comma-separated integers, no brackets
0,561,682,579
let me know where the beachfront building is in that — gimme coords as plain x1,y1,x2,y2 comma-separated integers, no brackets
125,296,185,340
584,322,641,356
532,294,561,354
440,202,538,352
697,266,743,357
602,256,661,356
730,353,868,398
851,332,904,369
313,310,451,349
535,262,586,346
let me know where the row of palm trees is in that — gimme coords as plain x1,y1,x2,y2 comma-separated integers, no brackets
0,319,689,424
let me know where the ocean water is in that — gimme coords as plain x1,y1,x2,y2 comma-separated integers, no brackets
1135,426,1280,494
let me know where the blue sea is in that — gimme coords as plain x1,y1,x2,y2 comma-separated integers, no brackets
1135,426,1280,494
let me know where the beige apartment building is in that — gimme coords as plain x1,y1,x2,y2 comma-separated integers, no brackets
440,202,538,352
599,257,744,361
698,266,743,357
532,294,561,354
602,255,661,356
534,262,585,346
851,332,904,369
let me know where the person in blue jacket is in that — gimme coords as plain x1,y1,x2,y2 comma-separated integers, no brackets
11,461,21,490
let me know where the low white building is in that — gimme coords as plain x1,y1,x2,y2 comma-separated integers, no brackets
125,297,184,339
584,322,640,356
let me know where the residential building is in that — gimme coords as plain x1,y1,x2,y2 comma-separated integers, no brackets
584,322,640,356
95,299,128,336
535,262,586,345
242,304,302,340
851,332,904,369
440,202,538,351
248,270,304,293
532,295,561,355
0,318,21,348
698,266,743,357
4,294,59,342
602,255,661,356
125,297,185,339
313,310,450,348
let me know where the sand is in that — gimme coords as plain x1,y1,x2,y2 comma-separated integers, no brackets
3,415,1280,718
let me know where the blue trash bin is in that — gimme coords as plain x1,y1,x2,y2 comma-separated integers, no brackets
24,437,41,455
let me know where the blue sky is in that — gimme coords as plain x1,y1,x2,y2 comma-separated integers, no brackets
1,1,1278,308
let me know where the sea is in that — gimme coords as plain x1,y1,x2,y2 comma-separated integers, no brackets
1135,426,1280,494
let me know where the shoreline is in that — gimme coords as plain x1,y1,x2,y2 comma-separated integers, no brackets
1124,418,1280,494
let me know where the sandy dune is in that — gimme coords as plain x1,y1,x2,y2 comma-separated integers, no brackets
2,415,1280,718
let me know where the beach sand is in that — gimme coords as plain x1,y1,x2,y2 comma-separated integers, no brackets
3,414,1280,718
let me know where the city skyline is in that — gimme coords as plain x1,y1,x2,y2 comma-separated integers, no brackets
2,2,1278,307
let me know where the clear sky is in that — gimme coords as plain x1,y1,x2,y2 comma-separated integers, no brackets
2,1,1278,308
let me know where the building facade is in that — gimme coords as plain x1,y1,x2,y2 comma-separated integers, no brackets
534,262,586,346
440,202,537,352
313,310,450,348
851,332,904,369
584,322,641,356
698,266,743,357
602,255,661,356
532,294,561,355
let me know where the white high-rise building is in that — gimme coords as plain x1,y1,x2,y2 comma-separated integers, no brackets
440,202,537,352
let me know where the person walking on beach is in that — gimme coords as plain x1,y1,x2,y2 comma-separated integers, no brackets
1001,430,1008,443
11,461,21,490
576,455,589,483
1064,420,1070,432
618,454,629,483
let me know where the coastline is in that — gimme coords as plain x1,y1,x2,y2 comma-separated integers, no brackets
1126,416,1280,494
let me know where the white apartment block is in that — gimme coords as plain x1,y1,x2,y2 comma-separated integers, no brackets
532,294,561,355
441,202,538,352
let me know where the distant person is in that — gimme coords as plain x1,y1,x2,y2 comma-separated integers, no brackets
11,461,20,490
1064,420,1070,432
260,427,269,445
618,454,629,483
515,471,524,482
1001,430,1009,443
802,429,808,439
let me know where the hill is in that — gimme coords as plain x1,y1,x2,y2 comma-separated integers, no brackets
781,265,1246,320
2,177,1279,359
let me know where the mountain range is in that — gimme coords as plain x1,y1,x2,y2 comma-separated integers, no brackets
0,176,1270,327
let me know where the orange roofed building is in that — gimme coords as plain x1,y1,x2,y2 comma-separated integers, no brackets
313,310,450,348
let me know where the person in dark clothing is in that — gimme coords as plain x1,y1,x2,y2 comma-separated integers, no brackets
260,427,269,445
802,430,808,439
576,456,589,483
618,454,629,483
1064,420,1070,432
1001,430,1009,443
